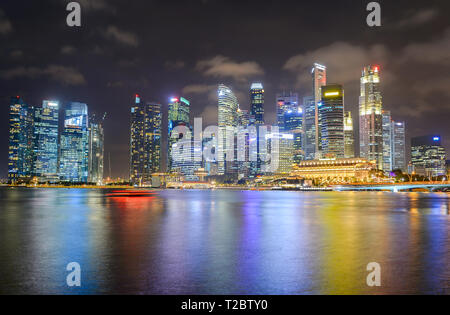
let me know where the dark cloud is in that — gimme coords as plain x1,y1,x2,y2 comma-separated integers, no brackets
0,9,12,34
104,25,139,47
196,56,264,82
394,8,438,29
1,65,86,86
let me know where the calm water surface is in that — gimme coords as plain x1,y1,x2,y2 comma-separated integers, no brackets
0,187,449,295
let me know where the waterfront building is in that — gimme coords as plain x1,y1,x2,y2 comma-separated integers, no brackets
411,135,447,177
284,107,304,164
291,158,376,183
59,102,89,183
33,100,60,182
391,120,406,172
319,84,345,159
359,65,383,170
88,114,105,185
130,95,162,186
312,63,327,158
218,84,239,176
276,91,299,131
344,111,355,158
303,95,316,160
8,96,34,183
168,96,190,172
382,110,392,172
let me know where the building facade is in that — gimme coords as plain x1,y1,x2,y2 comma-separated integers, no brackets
250,83,264,125
88,115,105,185
130,95,162,186
303,95,316,160
33,100,60,182
8,96,34,183
319,84,345,159
312,63,327,158
276,91,299,131
411,135,447,177
359,65,383,170
344,111,355,158
391,120,406,172
382,110,392,172
168,97,190,173
284,107,304,164
59,102,89,183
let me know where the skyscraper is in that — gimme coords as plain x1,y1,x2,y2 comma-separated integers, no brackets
59,102,89,183
130,95,162,186
391,121,406,172
303,95,316,160
284,107,304,163
319,84,345,159
359,65,383,170
218,84,239,175
411,135,446,177
33,100,59,182
312,63,327,157
168,96,190,172
382,110,392,172
344,111,355,158
276,91,299,131
88,114,105,185
8,96,34,183
250,83,264,125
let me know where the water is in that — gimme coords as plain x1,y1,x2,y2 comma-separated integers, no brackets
0,187,449,295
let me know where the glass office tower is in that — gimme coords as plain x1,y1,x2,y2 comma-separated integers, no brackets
391,121,406,172
88,114,105,185
276,91,299,131
130,95,162,186
168,97,190,173
34,100,60,182
59,102,89,183
8,96,34,183
382,110,392,172
303,95,316,160
411,135,447,177
250,83,264,125
344,111,355,158
359,65,383,170
312,63,327,157
284,107,304,163
319,84,345,159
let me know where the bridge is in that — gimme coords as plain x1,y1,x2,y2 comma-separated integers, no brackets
333,182,450,192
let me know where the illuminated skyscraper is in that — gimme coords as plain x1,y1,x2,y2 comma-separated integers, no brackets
33,100,59,182
266,132,294,174
59,102,89,183
359,65,383,170
218,84,239,175
168,96,190,172
172,138,202,181
382,110,392,172
130,95,162,186
312,63,327,157
391,120,406,172
303,95,316,160
411,135,446,177
8,96,34,183
344,111,355,158
88,114,105,185
250,83,264,125
284,107,304,163
276,91,298,131
320,84,345,159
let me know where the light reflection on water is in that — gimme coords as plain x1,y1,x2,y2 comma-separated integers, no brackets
0,188,449,294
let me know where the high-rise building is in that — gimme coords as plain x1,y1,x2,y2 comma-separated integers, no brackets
172,137,202,181
33,100,59,182
284,107,304,164
276,91,299,131
130,95,162,186
8,96,34,183
250,83,264,125
59,102,89,183
303,95,316,160
312,63,327,157
168,96,190,172
266,132,294,174
344,111,355,158
359,65,383,170
319,84,345,159
411,135,446,177
218,84,239,175
88,114,105,185
382,110,392,172
391,120,406,172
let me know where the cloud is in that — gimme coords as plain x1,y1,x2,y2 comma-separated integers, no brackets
394,9,438,29
1,65,86,85
61,45,76,55
78,0,116,13
104,26,139,47
10,50,23,58
0,9,12,35
284,42,389,93
196,55,264,82
401,28,450,66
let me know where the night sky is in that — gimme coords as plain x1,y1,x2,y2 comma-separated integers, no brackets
0,0,449,178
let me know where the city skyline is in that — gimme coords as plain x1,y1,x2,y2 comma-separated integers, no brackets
1,0,449,178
